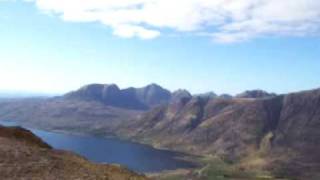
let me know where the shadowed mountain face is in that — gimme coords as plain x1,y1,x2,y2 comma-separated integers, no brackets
0,125,147,180
65,83,171,110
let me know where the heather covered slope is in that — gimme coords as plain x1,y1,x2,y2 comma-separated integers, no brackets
0,125,147,180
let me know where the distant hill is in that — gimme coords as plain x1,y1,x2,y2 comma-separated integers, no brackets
0,90,56,99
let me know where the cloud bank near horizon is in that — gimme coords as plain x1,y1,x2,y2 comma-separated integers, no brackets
14,0,320,42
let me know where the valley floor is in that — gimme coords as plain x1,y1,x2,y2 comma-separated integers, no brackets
150,156,290,180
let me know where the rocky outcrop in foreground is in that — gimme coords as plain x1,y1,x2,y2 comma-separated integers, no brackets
0,125,147,180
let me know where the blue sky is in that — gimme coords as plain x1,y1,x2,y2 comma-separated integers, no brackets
0,0,320,95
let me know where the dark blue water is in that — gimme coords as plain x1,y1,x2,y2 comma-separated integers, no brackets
0,121,196,173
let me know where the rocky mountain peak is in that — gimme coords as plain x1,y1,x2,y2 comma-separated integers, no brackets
219,94,233,99
235,90,276,98
195,91,217,99
172,89,192,101
65,83,171,110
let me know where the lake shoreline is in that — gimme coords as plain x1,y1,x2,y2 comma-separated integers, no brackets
0,120,201,174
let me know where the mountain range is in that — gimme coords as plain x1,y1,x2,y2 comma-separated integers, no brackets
64,83,243,110
115,88,320,179
65,83,171,110
0,83,319,179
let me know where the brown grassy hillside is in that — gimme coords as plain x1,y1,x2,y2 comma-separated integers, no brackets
0,125,148,180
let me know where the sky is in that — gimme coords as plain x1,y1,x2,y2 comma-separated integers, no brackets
0,0,320,95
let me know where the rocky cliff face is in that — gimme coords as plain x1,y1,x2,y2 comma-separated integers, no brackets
268,89,320,178
116,88,320,179
117,96,277,156
0,125,147,180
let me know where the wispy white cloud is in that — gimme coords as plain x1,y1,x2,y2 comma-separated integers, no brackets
19,0,320,42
